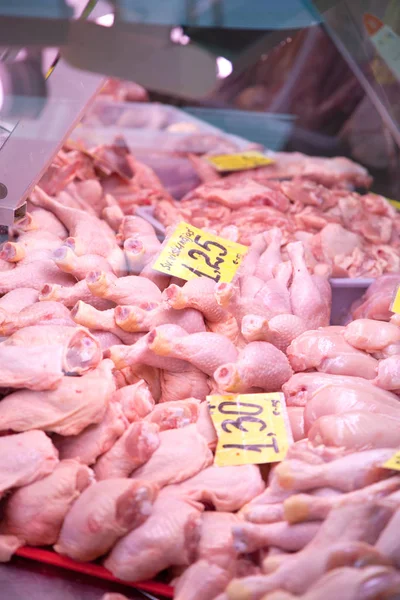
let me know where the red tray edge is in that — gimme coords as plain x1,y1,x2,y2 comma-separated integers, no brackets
15,546,174,598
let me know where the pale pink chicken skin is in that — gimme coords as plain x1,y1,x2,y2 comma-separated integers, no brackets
168,464,265,512
254,228,283,282
225,500,392,600
144,398,200,430
282,372,399,407
287,329,378,379
303,384,400,433
55,478,158,561
373,355,400,390
287,407,305,441
0,343,65,390
352,274,400,321
0,431,58,497
174,512,240,600
261,566,400,600
39,279,114,310
147,326,238,376
286,241,331,329
163,278,227,323
94,421,160,480
0,231,62,264
2,460,92,546
112,379,155,422
104,489,203,581
308,411,400,450
0,535,23,563
24,206,68,238
241,314,307,352
4,324,102,377
86,270,162,305
344,318,400,353
30,186,124,264
0,301,72,336
71,301,141,345
131,424,213,488
232,520,319,554
215,341,293,393
273,448,396,493
114,303,205,334
283,476,400,525
53,246,116,279
0,288,38,312
0,259,74,293
54,401,127,465
0,360,115,435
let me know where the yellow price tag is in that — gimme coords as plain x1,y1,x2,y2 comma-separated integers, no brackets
207,392,293,467
388,198,400,211
391,285,400,314
152,221,247,284
383,451,400,471
207,151,274,172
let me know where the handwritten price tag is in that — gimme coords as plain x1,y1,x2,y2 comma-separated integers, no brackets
207,151,274,172
152,221,247,283
383,451,400,471
391,285,400,314
207,392,293,467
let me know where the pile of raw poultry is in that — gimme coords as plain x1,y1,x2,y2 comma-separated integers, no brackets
0,133,399,600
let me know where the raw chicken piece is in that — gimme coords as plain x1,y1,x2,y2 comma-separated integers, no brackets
163,278,227,323
86,270,162,305
131,424,213,488
287,407,305,441
71,301,141,345
214,341,292,392
287,242,331,329
53,246,116,279
174,512,240,600
54,401,127,465
0,288,38,312
101,595,129,600
2,460,92,545
262,566,400,600
255,263,293,317
287,329,378,379
241,314,307,352
344,318,400,353
0,301,72,336
239,232,269,277
0,431,58,497
0,535,23,562
30,187,124,268
112,379,155,422
284,476,400,524
376,506,400,568
117,215,157,243
26,206,68,238
196,399,218,449
4,324,102,376
102,204,124,232
0,231,62,264
0,342,65,390
308,411,400,450
254,228,283,282
40,279,114,310
168,464,265,511
104,489,203,581
114,303,205,334
233,521,319,554
352,274,400,321
373,355,400,390
282,372,399,407
309,223,360,264
274,448,396,492
175,560,232,600
0,360,115,435
303,384,400,433
144,398,200,430
148,326,238,376
94,421,160,480
55,478,158,561
225,500,392,599
0,259,74,293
